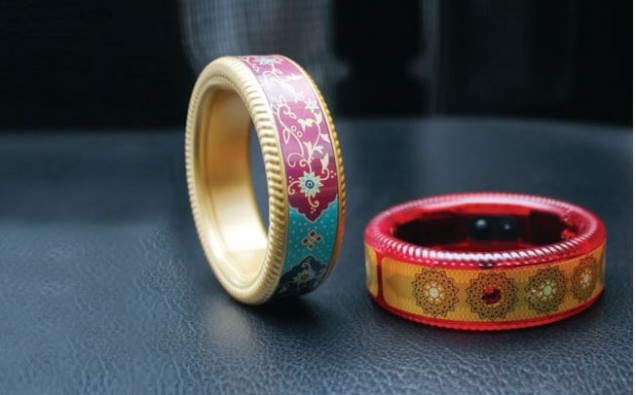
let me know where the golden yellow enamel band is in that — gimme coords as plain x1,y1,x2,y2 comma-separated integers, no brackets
364,193,607,330
366,243,605,325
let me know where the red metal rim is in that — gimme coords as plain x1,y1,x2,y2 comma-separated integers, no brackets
364,192,606,269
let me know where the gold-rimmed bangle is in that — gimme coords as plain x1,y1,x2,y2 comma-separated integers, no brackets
185,55,346,304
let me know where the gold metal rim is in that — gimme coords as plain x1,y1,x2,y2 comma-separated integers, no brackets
185,57,288,304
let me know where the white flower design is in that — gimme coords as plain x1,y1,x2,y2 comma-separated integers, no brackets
424,281,444,304
299,171,323,198
304,98,319,112
580,268,593,288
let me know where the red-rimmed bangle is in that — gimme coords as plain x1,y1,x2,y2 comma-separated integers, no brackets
364,193,606,330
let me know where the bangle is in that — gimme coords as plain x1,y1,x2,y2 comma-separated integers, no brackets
364,193,606,330
185,55,345,304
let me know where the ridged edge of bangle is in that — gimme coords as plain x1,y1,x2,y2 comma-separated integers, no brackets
364,192,606,330
365,192,605,268
185,57,287,304
186,55,345,303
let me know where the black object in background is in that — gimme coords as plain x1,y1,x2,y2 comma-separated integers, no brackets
0,0,631,128
0,0,193,129
437,0,632,125
333,0,426,116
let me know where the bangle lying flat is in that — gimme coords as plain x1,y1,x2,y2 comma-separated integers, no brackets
186,55,345,304
364,193,606,330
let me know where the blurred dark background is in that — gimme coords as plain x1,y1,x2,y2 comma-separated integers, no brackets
0,0,631,129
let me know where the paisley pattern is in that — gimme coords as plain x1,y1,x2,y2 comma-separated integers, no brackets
239,55,340,295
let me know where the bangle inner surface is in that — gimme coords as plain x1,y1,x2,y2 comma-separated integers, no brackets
393,204,579,253
194,84,267,287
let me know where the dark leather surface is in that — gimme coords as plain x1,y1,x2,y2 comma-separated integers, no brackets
0,118,631,394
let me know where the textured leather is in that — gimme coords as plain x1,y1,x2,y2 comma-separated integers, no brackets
0,119,631,394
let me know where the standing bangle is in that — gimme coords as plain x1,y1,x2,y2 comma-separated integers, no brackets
186,55,345,304
364,193,606,330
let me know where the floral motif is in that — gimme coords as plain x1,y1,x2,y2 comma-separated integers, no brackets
571,255,597,301
304,98,319,112
525,267,567,313
467,272,518,319
238,55,339,298
276,256,326,297
412,269,459,317
299,171,323,198
239,55,337,222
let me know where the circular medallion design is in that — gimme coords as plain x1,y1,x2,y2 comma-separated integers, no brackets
467,272,518,319
571,255,597,301
525,267,567,313
412,269,459,317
